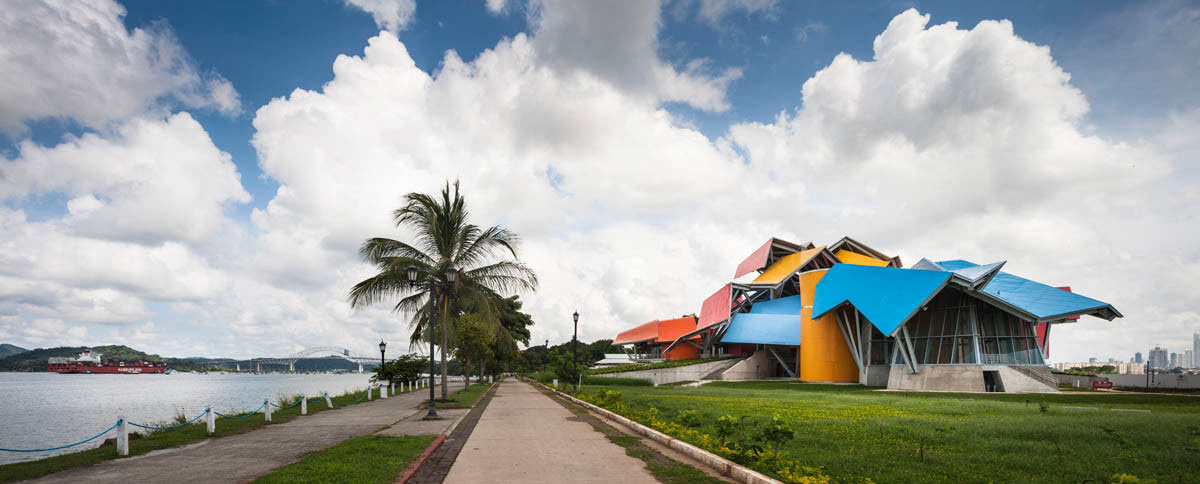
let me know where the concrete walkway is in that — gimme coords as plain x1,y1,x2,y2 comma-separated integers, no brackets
27,385,442,484
443,380,658,484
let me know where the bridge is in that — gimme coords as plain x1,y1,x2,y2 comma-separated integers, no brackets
209,346,388,373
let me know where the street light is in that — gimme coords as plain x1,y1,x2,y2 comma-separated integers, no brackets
572,310,580,392
378,339,386,375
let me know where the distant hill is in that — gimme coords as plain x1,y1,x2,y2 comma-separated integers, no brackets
0,345,207,372
0,343,28,358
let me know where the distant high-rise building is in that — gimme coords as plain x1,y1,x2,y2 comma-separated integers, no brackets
1194,333,1199,368
1170,352,1179,368
1186,349,1194,369
1088,357,1098,364
1149,346,1168,368
1134,352,1143,363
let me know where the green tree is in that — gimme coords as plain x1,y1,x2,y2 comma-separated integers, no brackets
454,313,494,389
348,181,538,399
371,354,426,386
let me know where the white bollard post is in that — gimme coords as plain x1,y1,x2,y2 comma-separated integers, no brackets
553,379,558,387
264,400,272,422
206,406,215,435
367,386,372,401
301,397,308,415
382,384,388,399
117,416,129,456
324,393,333,408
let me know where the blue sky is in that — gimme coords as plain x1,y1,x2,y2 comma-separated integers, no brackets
1,0,1197,361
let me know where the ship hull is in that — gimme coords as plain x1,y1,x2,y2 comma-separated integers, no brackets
49,365,168,374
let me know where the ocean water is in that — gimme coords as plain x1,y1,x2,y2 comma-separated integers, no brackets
0,371,377,465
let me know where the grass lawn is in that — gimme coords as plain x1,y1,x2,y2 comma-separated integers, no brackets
0,384,423,483
252,434,436,484
436,381,493,407
576,381,1200,484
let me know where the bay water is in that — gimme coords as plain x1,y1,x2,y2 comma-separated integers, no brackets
0,371,378,465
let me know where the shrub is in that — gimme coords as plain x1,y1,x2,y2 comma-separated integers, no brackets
759,414,796,460
581,376,652,386
586,356,735,375
676,409,702,428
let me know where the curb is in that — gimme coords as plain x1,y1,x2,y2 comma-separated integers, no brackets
529,378,782,484
396,433,447,484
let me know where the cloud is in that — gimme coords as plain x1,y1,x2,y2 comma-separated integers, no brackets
2,4,1194,364
527,0,741,111
0,113,251,246
343,0,418,32
694,0,777,26
485,0,509,14
0,0,240,134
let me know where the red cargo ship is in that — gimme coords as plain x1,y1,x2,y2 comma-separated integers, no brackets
47,350,169,374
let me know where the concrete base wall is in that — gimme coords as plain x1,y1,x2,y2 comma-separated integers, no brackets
1055,374,1100,388
1103,373,1200,389
885,365,1057,393
591,358,744,386
861,365,890,387
714,351,771,381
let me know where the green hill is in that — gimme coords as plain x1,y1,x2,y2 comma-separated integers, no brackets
0,345,207,372
0,343,28,358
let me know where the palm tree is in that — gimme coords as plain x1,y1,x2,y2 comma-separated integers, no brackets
348,181,537,399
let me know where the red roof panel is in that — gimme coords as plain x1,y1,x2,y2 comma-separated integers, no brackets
734,239,773,279
697,284,732,330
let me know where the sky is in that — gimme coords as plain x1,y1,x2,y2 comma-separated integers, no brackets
1,0,1198,363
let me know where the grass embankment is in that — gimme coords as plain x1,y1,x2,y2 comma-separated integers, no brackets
526,371,652,387
252,434,435,484
586,356,735,375
575,381,1200,484
0,384,422,483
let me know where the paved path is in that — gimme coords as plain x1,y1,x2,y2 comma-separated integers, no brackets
443,380,658,484
27,386,441,484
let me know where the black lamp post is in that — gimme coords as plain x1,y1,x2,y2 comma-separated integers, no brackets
572,310,579,391
378,339,386,375
407,264,454,420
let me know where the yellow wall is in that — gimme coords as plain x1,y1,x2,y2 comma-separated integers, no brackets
799,269,860,382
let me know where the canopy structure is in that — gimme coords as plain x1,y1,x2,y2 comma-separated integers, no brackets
613,320,661,345
912,258,1006,290
835,249,889,267
812,264,951,337
697,283,733,331
749,247,839,289
936,260,1122,322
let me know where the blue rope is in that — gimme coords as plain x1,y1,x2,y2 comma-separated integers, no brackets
0,420,120,452
345,389,369,405
214,401,268,419
270,399,303,409
128,410,209,430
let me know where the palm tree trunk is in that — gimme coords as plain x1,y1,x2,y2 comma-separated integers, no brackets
440,293,449,400
464,358,471,390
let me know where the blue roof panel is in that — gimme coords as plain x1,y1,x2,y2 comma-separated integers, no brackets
812,264,951,336
935,259,1115,320
749,295,804,315
721,313,802,346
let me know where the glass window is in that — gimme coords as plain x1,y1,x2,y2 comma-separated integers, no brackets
955,337,973,363
937,338,954,364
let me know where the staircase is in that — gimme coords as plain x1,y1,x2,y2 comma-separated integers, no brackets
1011,365,1058,390
700,355,750,381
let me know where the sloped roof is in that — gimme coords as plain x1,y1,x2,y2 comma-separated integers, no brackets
750,247,836,287
835,249,889,267
936,260,1121,322
912,258,1005,289
749,294,804,315
812,264,951,336
734,239,774,279
697,283,733,331
721,313,802,346
613,316,698,345
613,320,660,345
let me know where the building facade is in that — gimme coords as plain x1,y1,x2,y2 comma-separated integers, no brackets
612,235,1122,393
1148,346,1168,369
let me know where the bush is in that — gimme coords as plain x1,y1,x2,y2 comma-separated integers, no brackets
582,376,652,386
676,409,702,428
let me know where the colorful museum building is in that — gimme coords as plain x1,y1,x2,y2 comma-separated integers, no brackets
611,236,1121,392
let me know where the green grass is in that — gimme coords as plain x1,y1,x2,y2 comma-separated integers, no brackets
586,356,735,375
438,381,494,407
0,384,423,483
576,381,1200,483
252,434,435,484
